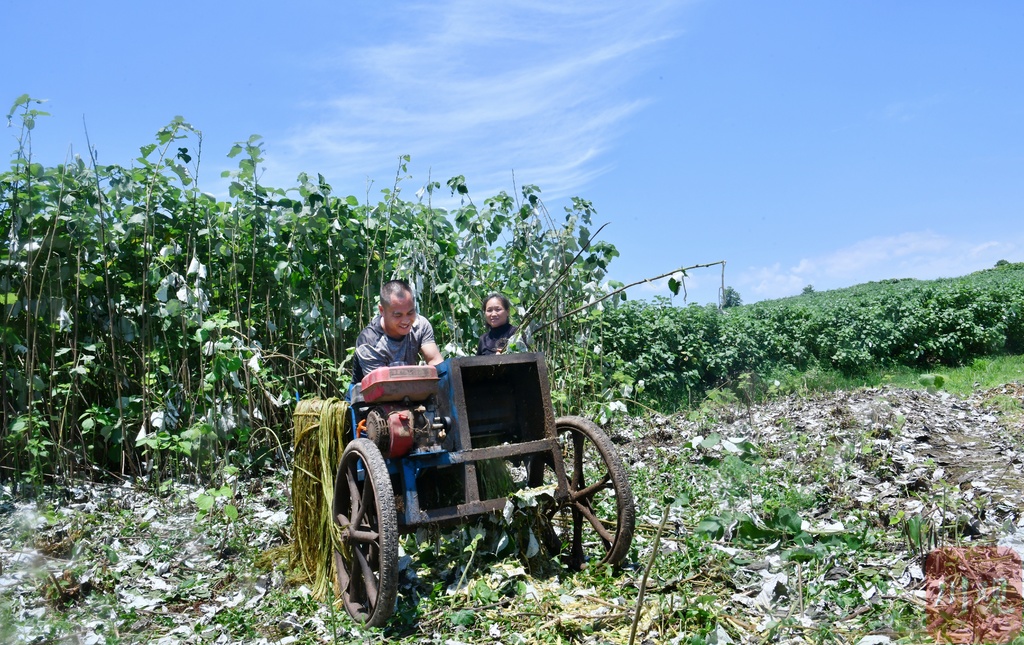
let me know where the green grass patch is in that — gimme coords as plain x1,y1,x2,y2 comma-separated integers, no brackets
763,354,1024,400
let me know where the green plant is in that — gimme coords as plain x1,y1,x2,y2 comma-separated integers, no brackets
895,512,938,559
195,482,238,523
918,373,945,392
600,265,1024,412
1,96,622,483
721,286,742,308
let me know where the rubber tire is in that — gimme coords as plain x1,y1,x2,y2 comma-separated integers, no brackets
332,438,399,627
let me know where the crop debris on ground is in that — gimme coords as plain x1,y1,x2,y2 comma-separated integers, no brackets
3,383,1024,644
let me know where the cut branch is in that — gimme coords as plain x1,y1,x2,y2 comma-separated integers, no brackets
533,260,726,332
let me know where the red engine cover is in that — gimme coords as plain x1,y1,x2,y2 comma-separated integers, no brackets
360,365,439,403
383,408,415,458
364,405,417,458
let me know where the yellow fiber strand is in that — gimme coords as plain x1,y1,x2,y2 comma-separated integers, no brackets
290,398,349,601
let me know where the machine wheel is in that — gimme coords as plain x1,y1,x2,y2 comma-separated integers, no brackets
530,416,636,569
332,438,398,627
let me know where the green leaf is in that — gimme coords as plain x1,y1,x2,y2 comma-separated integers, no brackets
782,545,824,563
699,433,721,449
450,609,475,627
470,579,498,603
735,517,775,543
668,277,681,296
164,299,182,316
695,517,724,539
224,504,238,521
774,507,803,535
8,94,31,117
196,494,214,512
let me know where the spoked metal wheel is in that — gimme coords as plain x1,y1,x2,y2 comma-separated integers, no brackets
332,438,399,627
530,415,636,569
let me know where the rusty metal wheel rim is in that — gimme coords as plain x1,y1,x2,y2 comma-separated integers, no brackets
531,416,636,569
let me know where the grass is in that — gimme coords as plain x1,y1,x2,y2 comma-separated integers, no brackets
764,353,1024,400
877,354,1024,396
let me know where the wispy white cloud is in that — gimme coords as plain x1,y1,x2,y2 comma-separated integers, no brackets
875,95,945,123
739,231,1023,301
272,0,687,199
745,264,808,301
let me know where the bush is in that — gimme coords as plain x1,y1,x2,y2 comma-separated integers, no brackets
601,266,1024,410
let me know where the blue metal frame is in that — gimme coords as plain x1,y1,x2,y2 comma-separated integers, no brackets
344,353,568,530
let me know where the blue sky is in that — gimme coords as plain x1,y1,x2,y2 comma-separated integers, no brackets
6,1,1023,305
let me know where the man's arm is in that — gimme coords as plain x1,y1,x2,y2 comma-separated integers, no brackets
420,342,443,366
414,315,443,366
354,324,389,382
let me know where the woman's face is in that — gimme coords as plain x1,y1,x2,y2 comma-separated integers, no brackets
484,297,509,329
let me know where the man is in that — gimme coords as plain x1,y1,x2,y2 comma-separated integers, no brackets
352,279,443,384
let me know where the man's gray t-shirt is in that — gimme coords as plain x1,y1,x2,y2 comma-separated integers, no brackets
353,314,436,383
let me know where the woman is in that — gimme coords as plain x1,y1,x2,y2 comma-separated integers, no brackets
476,293,522,355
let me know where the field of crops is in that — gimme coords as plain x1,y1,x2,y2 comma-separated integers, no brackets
602,262,1024,410
1,98,616,483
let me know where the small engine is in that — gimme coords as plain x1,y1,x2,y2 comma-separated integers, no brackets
359,365,448,458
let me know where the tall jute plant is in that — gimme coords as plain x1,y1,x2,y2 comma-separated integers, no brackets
1,96,623,484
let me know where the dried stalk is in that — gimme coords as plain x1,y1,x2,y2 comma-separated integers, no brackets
629,504,671,645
